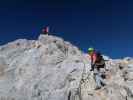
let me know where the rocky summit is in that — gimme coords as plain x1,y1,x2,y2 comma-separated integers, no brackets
0,35,133,100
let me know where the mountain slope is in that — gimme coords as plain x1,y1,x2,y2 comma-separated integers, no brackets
0,35,133,100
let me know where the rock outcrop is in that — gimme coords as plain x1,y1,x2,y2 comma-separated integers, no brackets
0,35,132,100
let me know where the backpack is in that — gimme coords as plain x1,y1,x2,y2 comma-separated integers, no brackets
96,52,103,61
95,52,105,68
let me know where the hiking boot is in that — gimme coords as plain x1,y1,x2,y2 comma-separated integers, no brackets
95,86,101,90
90,69,93,71
101,82,106,87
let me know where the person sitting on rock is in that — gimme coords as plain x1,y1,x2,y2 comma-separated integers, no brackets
88,47,106,90
41,26,49,35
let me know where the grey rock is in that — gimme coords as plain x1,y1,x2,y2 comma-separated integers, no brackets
0,34,133,100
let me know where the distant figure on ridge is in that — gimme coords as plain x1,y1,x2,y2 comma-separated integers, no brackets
88,47,107,90
41,26,49,35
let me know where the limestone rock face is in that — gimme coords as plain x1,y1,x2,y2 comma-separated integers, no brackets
0,35,132,100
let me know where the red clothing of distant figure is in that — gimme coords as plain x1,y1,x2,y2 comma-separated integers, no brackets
42,26,49,34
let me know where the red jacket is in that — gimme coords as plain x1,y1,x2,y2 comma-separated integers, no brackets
90,52,97,64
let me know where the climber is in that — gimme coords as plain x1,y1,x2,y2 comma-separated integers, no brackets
88,47,106,90
41,26,49,35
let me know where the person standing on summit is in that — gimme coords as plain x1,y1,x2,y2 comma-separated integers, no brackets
41,26,49,35
88,47,107,90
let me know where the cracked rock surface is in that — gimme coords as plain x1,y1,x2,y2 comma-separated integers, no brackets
0,35,133,100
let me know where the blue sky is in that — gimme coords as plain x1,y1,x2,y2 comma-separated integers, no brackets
0,0,133,58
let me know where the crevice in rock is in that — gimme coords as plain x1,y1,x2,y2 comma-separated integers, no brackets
68,91,71,100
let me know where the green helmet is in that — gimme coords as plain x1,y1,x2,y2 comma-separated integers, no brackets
88,47,94,52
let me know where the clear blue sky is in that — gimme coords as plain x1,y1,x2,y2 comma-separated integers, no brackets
0,0,133,58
